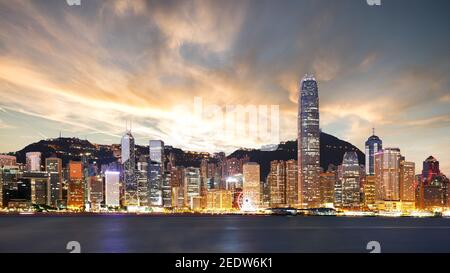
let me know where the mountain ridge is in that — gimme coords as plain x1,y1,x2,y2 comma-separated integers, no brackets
9,132,365,181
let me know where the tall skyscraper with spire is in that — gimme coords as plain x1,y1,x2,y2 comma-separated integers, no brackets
121,130,138,207
365,128,382,175
298,74,320,208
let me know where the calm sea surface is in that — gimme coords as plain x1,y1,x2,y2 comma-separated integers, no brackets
1,215,450,253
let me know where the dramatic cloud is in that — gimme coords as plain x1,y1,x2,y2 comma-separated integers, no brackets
0,0,449,174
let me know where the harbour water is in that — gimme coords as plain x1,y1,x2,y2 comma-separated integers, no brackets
1,215,450,253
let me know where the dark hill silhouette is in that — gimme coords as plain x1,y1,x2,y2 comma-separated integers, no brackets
229,132,364,180
12,132,364,181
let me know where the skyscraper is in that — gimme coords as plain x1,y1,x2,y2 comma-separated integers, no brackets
416,156,449,210
365,129,382,176
286,160,298,207
0,166,20,207
374,148,401,201
105,171,120,207
137,156,149,207
149,140,164,206
319,171,336,206
243,162,260,209
26,152,41,171
339,152,362,208
268,161,286,207
67,161,84,210
88,175,103,211
170,166,185,208
298,74,320,208
399,160,415,202
162,170,172,208
149,140,164,169
185,167,201,208
122,131,137,207
364,175,376,209
23,171,50,206
45,157,62,207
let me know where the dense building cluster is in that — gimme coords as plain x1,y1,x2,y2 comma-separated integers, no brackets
0,74,448,214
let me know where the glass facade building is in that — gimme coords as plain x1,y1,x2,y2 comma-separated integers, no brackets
105,171,120,207
298,74,320,208
365,129,382,176
121,131,138,207
416,156,449,210
374,148,401,201
340,152,361,208
46,157,62,207
149,140,164,207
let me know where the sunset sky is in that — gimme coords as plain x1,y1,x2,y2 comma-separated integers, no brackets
0,0,449,174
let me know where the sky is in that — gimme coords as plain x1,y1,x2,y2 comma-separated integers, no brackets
0,0,449,175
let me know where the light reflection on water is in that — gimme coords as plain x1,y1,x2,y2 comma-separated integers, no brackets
1,215,450,253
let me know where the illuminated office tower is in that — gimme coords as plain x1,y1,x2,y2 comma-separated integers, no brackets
243,162,261,209
170,167,185,208
137,156,149,207
162,171,172,208
335,165,343,206
105,171,120,207
26,152,41,171
340,152,362,208
184,167,201,208
206,189,232,210
149,140,164,168
88,176,103,211
213,152,225,189
225,158,240,177
319,171,336,206
22,171,50,205
416,156,449,210
399,160,415,202
67,161,84,210
0,155,16,167
374,148,401,201
365,129,382,175
45,157,62,207
207,162,216,190
225,156,249,180
122,131,137,207
81,154,90,207
199,159,208,208
0,166,20,207
149,162,163,206
298,74,320,208
200,159,208,186
171,186,185,208
364,176,376,209
286,160,298,206
149,140,164,206
268,161,286,207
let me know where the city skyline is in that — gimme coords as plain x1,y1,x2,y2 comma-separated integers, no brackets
0,0,449,176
